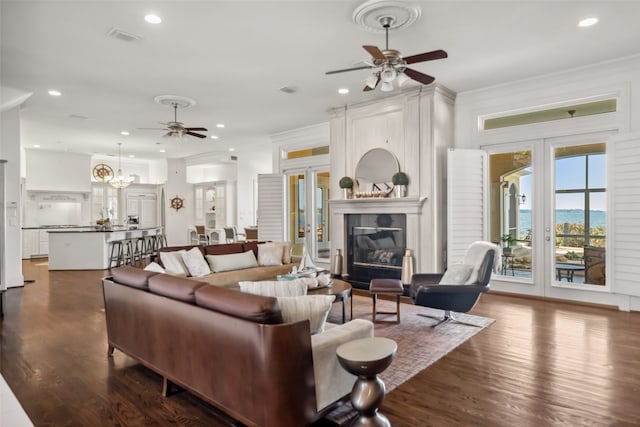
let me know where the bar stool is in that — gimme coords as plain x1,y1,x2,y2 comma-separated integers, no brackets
369,278,404,323
108,240,124,269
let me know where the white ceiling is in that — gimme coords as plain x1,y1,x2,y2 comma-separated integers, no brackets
2,1,640,161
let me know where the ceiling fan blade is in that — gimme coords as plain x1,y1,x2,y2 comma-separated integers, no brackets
326,65,374,75
363,75,380,91
404,49,448,65
363,45,386,61
185,131,207,139
185,127,208,132
136,127,168,130
404,68,435,85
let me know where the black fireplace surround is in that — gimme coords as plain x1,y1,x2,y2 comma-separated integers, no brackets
346,213,406,289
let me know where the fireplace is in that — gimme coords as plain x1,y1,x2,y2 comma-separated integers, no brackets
346,213,406,289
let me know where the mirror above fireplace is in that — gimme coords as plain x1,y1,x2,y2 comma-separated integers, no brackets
355,148,399,193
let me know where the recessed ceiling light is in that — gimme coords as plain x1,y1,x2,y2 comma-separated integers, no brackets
144,14,162,24
229,148,235,152
210,135,219,139
128,154,135,158
121,131,130,136
578,17,598,27
48,90,61,96
159,149,166,153
216,123,225,128
33,144,41,148
338,88,349,95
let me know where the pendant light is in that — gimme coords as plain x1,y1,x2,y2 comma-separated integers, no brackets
109,143,133,189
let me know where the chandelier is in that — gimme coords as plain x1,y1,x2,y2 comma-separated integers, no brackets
109,143,133,189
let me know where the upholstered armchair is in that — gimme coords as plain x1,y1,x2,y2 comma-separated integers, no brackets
410,241,500,327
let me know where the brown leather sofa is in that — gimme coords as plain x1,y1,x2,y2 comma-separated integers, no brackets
103,266,373,427
157,241,299,289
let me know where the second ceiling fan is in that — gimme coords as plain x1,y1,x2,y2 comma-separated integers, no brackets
140,101,208,139
326,16,447,92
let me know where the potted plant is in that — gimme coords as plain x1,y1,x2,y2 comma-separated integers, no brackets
392,172,409,198
501,233,515,254
339,176,354,199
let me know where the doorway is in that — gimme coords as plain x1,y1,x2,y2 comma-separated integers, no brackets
285,168,331,263
488,136,608,297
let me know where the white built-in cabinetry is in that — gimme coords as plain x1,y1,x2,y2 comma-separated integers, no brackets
195,182,226,229
126,189,158,228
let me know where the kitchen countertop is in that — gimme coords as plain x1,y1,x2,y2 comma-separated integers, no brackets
46,226,161,233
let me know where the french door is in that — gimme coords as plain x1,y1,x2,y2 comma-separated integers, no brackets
487,132,609,297
285,167,331,263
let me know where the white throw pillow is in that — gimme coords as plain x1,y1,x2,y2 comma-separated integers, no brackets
440,263,474,285
143,262,165,273
239,279,308,297
206,250,258,273
277,295,335,334
159,250,189,276
180,247,211,277
258,242,284,266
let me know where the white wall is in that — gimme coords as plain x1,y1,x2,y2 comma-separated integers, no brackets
91,154,155,184
148,159,168,184
26,149,91,192
0,106,24,287
237,148,273,229
165,158,193,246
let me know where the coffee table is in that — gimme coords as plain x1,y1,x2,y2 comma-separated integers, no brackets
308,278,352,323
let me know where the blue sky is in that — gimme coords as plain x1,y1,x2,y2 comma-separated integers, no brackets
519,153,606,210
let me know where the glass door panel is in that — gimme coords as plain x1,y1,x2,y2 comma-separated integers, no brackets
553,144,606,286
286,169,331,262
489,150,533,281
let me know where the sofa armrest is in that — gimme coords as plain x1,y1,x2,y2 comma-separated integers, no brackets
310,319,374,411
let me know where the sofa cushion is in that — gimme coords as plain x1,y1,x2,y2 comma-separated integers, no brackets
192,263,298,290
159,250,190,276
204,243,244,256
258,242,284,266
111,265,159,290
181,247,212,277
157,245,203,267
242,240,260,257
277,295,335,334
195,285,283,324
148,274,207,303
143,262,165,273
239,279,308,297
206,250,258,273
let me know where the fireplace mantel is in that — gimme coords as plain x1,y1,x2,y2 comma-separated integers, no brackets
330,197,427,215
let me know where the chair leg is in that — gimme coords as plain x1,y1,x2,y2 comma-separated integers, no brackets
418,310,483,328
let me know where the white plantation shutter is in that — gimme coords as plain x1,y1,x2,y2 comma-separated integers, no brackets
257,174,285,242
447,149,487,266
609,133,640,296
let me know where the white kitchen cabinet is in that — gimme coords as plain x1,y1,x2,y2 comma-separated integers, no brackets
126,192,157,227
22,229,40,259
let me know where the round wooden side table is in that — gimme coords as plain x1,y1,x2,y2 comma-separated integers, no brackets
336,337,397,427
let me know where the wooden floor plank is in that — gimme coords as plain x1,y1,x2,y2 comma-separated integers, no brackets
2,259,640,426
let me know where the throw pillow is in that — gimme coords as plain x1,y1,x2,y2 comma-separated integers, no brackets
143,262,165,273
239,279,308,297
159,250,189,276
277,295,335,334
180,247,211,277
206,250,258,273
258,242,284,266
440,263,474,285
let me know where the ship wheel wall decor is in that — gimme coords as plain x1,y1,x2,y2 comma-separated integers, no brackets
92,163,114,182
170,196,185,211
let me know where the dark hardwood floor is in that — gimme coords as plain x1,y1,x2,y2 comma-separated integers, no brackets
1,259,639,426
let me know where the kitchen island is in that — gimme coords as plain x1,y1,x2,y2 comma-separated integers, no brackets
48,227,162,270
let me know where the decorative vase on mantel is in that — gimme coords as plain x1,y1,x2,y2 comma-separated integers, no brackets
392,172,409,198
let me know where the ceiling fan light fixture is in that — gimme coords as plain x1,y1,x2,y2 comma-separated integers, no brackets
380,65,397,83
380,81,394,92
396,72,410,87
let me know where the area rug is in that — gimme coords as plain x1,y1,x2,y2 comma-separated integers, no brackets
324,294,494,424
